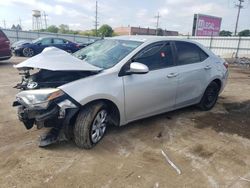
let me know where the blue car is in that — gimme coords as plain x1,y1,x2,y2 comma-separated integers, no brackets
14,37,81,57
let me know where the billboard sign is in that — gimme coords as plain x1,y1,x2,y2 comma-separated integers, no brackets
192,14,222,36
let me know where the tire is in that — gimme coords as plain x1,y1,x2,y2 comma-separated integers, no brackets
22,47,34,57
198,81,220,111
74,102,108,149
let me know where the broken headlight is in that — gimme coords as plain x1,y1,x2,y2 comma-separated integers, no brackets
16,88,65,109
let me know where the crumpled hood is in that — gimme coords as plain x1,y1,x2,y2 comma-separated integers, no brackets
14,47,102,71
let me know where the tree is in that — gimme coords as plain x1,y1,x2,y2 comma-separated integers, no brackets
238,29,250,36
98,24,113,37
11,24,16,30
219,30,232,36
47,25,59,33
58,24,69,34
156,28,164,36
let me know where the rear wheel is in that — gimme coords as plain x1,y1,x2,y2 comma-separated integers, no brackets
22,47,34,57
198,82,220,111
74,102,108,149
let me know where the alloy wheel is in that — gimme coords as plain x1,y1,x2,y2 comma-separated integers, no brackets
23,48,34,57
91,109,108,143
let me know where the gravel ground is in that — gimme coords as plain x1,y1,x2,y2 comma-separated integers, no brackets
0,57,250,188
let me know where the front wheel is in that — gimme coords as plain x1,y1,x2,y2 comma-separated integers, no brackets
74,102,108,149
22,47,34,57
198,82,220,111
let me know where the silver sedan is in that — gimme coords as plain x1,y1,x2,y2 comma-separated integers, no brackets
14,36,228,149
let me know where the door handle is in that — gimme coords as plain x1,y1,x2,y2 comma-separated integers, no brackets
204,65,212,70
167,73,179,78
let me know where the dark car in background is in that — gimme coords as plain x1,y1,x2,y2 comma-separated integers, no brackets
13,37,81,57
0,29,12,61
11,40,31,51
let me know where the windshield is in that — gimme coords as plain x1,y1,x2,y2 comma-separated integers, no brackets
73,39,142,69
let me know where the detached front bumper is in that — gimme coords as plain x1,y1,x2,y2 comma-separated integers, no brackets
13,97,80,130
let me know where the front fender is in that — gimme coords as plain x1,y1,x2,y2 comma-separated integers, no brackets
59,71,126,125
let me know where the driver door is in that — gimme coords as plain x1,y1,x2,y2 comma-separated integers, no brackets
123,42,178,122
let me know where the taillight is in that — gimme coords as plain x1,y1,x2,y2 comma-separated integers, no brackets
223,62,229,69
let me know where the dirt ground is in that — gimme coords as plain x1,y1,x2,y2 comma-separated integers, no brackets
0,57,250,188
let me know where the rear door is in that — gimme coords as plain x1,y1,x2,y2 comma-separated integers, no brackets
174,41,211,108
123,41,178,121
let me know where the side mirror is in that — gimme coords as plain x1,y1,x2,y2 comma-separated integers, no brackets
37,42,42,46
128,62,149,74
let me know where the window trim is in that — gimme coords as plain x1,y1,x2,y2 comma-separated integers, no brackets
173,41,209,66
119,41,176,76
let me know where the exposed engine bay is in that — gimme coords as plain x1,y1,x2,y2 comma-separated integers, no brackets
12,47,104,147
15,69,97,90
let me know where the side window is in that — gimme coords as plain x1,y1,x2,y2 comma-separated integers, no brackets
199,49,209,62
53,38,65,44
175,41,208,65
41,38,52,45
64,39,69,44
134,42,174,70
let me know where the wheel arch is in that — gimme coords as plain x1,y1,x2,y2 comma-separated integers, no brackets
80,99,121,127
212,78,222,91
199,77,223,102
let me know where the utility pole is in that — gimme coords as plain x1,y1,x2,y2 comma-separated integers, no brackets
3,20,6,29
94,1,99,37
44,11,48,29
234,0,244,36
19,17,22,28
154,12,160,35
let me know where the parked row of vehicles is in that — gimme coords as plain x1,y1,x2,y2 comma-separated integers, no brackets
0,29,92,60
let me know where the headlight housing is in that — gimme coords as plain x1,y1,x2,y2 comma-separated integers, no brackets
16,88,65,109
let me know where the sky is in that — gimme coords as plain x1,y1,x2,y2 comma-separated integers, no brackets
0,0,249,34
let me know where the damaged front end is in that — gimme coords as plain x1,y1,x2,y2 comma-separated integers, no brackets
12,47,102,146
13,87,80,131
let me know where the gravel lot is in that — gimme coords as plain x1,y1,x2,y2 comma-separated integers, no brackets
0,57,250,188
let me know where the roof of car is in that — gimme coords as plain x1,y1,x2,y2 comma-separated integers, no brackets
112,35,189,43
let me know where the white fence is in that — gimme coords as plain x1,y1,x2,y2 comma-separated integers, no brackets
2,29,100,44
186,36,250,58
165,35,250,58
2,29,250,58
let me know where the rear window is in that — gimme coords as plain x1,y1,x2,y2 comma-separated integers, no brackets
175,41,208,65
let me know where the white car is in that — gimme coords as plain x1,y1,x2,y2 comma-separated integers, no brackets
13,36,229,149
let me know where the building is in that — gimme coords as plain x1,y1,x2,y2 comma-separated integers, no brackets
114,26,178,36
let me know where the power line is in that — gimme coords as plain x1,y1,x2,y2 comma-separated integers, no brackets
94,1,99,37
154,12,160,35
234,0,244,35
